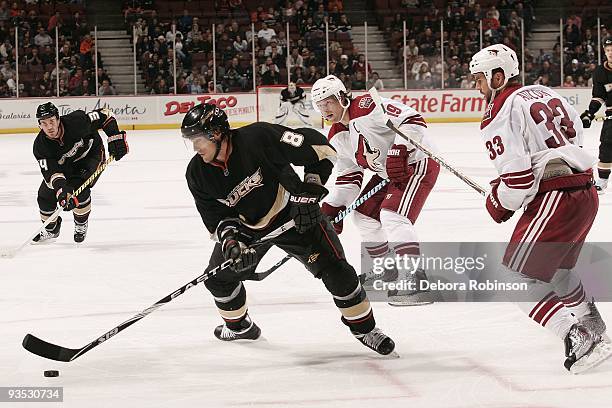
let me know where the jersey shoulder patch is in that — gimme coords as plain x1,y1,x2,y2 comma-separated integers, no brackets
328,122,348,142
349,95,376,120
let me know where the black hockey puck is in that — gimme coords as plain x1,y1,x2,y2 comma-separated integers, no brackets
43,370,59,377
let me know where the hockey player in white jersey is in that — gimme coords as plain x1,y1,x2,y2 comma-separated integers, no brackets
274,82,312,127
311,75,439,306
470,44,611,373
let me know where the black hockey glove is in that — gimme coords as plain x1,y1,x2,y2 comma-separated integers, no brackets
289,182,329,234
107,131,129,161
217,219,257,273
580,111,594,129
56,188,78,211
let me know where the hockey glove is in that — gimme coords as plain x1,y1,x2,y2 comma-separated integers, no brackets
485,182,514,223
56,188,79,211
217,219,258,273
289,182,329,234
386,144,415,183
580,111,594,129
107,131,129,161
321,203,346,234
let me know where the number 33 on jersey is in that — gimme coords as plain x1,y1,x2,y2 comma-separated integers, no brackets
481,84,596,210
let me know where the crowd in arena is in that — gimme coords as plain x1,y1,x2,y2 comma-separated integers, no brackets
0,0,609,97
0,0,117,98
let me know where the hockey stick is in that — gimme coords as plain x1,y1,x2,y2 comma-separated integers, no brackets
368,87,487,196
594,116,611,122
253,177,390,280
0,156,115,259
22,219,295,362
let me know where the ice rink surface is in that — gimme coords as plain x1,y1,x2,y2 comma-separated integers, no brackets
1,122,611,408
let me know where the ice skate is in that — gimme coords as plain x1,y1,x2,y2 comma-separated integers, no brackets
32,216,62,244
388,269,434,307
214,316,261,341
74,220,88,243
595,178,608,194
564,323,612,374
352,327,397,356
359,265,398,290
579,299,609,342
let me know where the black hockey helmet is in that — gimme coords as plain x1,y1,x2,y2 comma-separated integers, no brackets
36,102,59,122
181,103,230,140
604,37,612,48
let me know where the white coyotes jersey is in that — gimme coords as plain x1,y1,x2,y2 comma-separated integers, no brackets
325,94,436,207
481,84,596,210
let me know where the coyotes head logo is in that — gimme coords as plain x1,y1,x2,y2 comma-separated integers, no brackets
354,123,383,172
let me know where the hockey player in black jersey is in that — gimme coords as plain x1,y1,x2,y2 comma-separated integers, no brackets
581,37,612,193
32,102,129,243
274,82,312,127
183,103,395,355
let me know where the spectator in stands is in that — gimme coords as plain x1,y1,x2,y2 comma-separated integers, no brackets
402,0,420,7
79,34,94,69
152,78,169,94
416,63,433,89
562,75,575,87
301,47,317,70
565,58,584,81
26,47,43,67
0,60,12,78
99,79,117,96
69,67,84,93
418,27,436,56
52,61,70,84
233,34,248,54
225,57,247,90
48,11,63,33
288,47,304,71
257,22,276,46
351,71,366,90
336,14,351,38
97,67,112,85
366,71,384,90
0,2,8,22
178,10,193,34
304,65,319,84
59,78,69,97
39,45,54,67
352,54,372,77
334,54,353,76
34,27,53,48
411,54,428,80
291,65,305,84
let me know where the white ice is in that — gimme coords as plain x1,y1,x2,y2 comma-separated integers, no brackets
1,122,611,408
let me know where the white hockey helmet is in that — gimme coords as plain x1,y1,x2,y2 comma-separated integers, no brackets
311,75,350,113
469,44,520,90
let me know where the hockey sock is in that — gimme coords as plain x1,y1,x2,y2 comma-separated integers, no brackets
213,282,249,330
338,292,374,335
514,276,578,339
551,269,590,319
39,209,58,228
73,196,91,224
597,165,611,180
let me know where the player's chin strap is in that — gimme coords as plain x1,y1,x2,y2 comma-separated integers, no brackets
210,129,231,167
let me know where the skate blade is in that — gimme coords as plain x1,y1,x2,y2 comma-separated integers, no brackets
387,291,434,307
378,350,401,359
31,237,58,246
569,340,612,374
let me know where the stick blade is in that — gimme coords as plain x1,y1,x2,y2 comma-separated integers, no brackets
22,334,80,362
